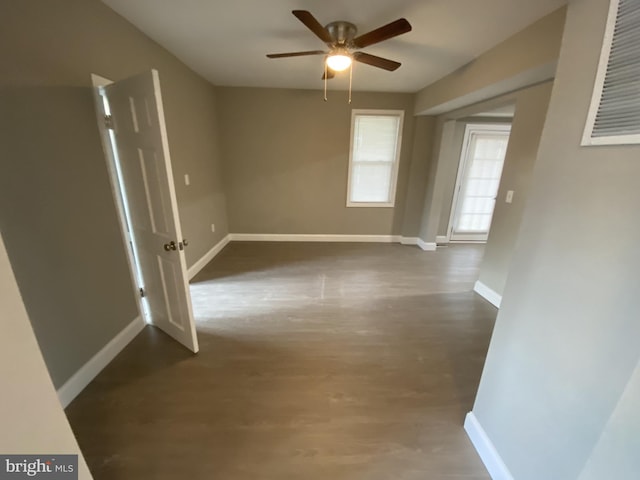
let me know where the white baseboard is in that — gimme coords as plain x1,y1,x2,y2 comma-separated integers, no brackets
436,235,449,244
417,238,437,251
400,236,418,245
474,280,502,308
402,237,438,251
228,234,439,251
464,412,514,480
229,233,402,243
57,316,145,408
187,234,230,280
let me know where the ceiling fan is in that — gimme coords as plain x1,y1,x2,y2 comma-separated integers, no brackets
266,10,412,82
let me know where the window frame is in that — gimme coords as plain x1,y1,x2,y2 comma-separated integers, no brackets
346,109,404,208
582,0,640,146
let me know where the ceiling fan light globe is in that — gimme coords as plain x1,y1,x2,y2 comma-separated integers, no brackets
326,54,352,72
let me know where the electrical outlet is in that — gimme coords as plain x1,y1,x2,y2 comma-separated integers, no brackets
211,224,215,233
184,174,190,186
506,190,514,203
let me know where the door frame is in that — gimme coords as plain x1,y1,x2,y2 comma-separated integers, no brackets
91,73,148,323
446,122,512,243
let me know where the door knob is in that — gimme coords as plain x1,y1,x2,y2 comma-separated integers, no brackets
164,241,177,251
183,238,188,246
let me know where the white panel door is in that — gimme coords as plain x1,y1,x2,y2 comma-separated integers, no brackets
449,124,511,242
104,70,198,352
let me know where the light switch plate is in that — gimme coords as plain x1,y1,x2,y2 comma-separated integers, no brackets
184,174,190,186
506,190,514,203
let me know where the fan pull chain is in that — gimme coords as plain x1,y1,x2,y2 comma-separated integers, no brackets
324,62,328,102
348,62,353,104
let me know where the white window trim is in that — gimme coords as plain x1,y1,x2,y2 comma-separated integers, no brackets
582,0,640,146
347,109,404,208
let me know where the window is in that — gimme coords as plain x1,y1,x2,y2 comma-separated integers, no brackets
347,110,404,207
582,0,640,146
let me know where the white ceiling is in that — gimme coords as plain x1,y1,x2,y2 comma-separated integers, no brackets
102,0,566,93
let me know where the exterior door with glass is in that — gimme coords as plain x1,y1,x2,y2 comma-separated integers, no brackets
448,124,511,242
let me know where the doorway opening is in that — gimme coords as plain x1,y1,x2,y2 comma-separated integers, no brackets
93,75,149,321
92,74,149,323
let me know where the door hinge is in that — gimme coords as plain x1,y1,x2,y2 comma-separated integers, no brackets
139,287,146,298
104,114,114,130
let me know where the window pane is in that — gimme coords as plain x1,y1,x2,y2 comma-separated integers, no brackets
468,159,503,179
457,213,493,232
474,137,508,159
465,178,500,197
353,116,399,163
460,197,495,215
350,163,392,203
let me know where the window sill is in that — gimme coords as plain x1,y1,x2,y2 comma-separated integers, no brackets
347,202,395,208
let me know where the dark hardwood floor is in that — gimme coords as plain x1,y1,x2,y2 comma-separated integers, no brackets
66,242,495,479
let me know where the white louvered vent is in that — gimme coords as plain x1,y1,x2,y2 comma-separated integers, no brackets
582,0,640,145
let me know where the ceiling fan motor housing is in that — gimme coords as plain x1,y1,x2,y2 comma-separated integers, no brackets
325,21,357,46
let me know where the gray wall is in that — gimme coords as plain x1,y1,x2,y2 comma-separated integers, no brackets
0,233,92,477
414,7,565,115
477,82,553,296
0,0,227,387
471,0,640,478
436,121,467,238
217,87,415,236
0,87,138,388
417,119,455,243
400,116,437,238
577,358,640,480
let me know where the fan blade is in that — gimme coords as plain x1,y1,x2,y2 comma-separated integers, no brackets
292,10,333,44
322,68,336,80
353,52,401,71
267,50,326,58
352,18,412,48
